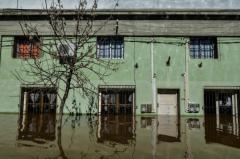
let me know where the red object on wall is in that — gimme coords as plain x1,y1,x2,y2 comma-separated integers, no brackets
14,36,41,59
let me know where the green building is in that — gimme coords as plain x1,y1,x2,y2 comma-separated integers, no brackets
0,7,240,118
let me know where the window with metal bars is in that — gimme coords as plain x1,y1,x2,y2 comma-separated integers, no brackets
13,36,41,59
100,88,134,115
189,37,218,59
97,36,124,59
20,87,57,114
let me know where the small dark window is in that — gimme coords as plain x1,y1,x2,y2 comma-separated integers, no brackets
97,37,124,59
57,43,76,64
189,37,218,59
13,36,41,59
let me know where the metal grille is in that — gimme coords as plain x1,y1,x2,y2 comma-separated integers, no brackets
190,37,217,59
204,89,240,115
99,85,135,90
14,36,41,59
97,37,111,58
20,87,57,114
100,87,135,115
97,37,124,59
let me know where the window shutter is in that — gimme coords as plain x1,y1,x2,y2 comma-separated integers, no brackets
19,42,30,58
31,42,40,58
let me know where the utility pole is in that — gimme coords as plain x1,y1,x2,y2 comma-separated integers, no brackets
0,35,2,65
184,40,190,112
151,38,157,113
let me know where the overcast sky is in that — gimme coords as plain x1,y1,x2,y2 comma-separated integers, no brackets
0,0,240,9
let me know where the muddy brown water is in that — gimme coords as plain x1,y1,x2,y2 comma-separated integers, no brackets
0,114,240,159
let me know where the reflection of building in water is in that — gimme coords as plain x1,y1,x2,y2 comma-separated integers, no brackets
17,114,56,144
97,115,136,145
205,115,240,148
140,116,180,159
157,116,180,142
141,116,180,143
187,118,201,129
141,117,153,129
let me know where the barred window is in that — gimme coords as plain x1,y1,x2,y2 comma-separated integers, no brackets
189,37,218,59
13,36,41,59
97,37,124,59
20,87,57,114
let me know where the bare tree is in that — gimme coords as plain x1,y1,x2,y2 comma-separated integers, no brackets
14,0,119,157
15,0,119,117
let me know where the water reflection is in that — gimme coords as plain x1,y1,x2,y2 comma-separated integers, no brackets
205,115,240,148
141,116,180,142
97,115,136,145
157,116,180,142
9,114,240,159
186,118,201,129
17,114,56,145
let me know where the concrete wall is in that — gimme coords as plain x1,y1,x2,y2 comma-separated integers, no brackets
1,20,240,36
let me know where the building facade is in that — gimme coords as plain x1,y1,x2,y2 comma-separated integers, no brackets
0,9,240,117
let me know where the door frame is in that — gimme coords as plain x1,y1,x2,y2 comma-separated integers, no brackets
157,89,181,142
20,85,58,115
157,89,180,116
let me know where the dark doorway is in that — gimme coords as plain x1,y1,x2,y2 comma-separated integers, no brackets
204,89,240,147
204,89,240,116
99,87,135,115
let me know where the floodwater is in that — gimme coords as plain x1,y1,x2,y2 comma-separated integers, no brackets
0,114,240,159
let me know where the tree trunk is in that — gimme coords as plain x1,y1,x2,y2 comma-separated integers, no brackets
56,69,74,159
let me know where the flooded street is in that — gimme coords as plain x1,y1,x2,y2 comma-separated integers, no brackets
0,114,240,159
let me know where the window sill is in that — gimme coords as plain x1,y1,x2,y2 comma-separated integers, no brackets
190,58,219,60
99,58,125,61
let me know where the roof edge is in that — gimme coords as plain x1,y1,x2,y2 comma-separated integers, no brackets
1,8,240,16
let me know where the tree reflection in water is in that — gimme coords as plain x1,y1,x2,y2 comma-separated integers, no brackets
17,114,137,159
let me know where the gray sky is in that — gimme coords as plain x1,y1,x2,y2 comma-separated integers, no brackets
0,0,240,9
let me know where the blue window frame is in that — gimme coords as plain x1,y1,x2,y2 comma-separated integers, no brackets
189,37,218,59
97,37,124,59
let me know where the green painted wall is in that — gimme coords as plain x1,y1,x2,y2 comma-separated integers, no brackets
1,36,240,115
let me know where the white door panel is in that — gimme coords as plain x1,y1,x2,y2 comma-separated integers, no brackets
158,93,177,115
